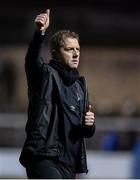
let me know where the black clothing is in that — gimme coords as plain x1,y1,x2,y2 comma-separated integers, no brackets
26,158,75,179
58,81,84,171
19,30,95,176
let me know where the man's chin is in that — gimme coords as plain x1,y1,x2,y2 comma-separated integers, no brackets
70,64,78,69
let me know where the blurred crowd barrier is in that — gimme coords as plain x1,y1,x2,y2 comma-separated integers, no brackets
0,113,140,149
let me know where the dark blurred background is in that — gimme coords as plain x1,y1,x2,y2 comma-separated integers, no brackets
0,0,140,178
1,0,140,46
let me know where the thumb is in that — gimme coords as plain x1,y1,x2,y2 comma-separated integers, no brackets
87,104,92,112
45,9,50,15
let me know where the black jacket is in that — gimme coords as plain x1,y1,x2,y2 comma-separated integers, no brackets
19,31,95,173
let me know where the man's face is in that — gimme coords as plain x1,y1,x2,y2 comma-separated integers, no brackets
58,38,80,69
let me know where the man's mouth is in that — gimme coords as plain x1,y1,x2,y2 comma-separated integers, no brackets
72,60,78,63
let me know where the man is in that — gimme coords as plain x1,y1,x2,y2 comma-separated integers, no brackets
19,9,95,179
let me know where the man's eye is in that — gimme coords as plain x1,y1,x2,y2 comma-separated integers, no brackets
64,48,80,51
64,48,72,51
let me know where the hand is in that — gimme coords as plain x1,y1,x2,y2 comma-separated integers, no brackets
84,105,95,127
34,9,50,32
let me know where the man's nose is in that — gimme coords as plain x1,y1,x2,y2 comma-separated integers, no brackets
73,49,79,56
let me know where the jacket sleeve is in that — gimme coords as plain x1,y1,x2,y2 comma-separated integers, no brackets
81,122,96,138
25,30,47,90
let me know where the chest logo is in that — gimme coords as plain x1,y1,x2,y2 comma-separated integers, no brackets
70,106,76,112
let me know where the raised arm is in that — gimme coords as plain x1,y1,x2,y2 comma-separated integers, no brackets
25,9,50,88
25,9,50,67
